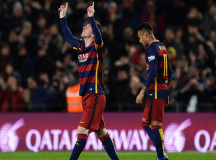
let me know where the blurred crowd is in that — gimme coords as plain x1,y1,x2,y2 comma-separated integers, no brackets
0,0,216,112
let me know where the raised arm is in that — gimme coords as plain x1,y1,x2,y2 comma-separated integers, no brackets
87,2,102,45
58,2,80,48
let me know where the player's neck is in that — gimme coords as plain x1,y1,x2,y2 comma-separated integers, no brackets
84,37,94,47
148,37,157,46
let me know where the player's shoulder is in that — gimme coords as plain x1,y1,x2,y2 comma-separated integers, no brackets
94,41,105,51
146,41,159,54
147,41,166,56
152,41,167,52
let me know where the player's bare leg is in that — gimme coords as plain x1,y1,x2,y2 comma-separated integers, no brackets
95,128,120,160
77,126,89,135
95,128,107,138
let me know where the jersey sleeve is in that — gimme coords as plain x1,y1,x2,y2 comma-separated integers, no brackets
144,46,158,88
168,56,173,84
60,17,81,49
88,17,103,50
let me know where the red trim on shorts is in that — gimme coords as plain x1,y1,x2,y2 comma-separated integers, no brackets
78,134,88,139
142,121,150,127
99,133,109,142
151,125,161,130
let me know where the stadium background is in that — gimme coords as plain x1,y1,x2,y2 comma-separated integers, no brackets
0,0,216,159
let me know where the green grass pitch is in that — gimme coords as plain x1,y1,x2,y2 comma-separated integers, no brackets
0,151,216,160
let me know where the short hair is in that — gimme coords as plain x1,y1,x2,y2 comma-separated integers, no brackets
137,22,153,35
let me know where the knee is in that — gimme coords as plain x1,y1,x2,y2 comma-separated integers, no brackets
150,121,162,130
77,126,89,135
95,128,107,138
151,121,162,126
142,120,150,127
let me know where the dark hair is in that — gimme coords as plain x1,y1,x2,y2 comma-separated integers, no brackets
137,22,153,34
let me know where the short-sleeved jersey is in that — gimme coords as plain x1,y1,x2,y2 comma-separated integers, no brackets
75,41,105,96
145,40,172,99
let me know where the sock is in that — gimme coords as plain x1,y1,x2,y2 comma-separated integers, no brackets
143,125,155,145
152,125,165,160
70,134,88,160
100,133,119,160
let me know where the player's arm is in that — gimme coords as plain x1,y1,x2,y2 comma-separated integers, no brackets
136,49,158,104
167,56,173,104
167,56,173,86
87,2,103,46
58,2,80,48
144,50,158,88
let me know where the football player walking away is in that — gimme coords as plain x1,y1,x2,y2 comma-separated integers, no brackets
136,22,172,160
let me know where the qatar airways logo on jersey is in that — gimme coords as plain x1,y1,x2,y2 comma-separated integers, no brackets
164,118,192,152
78,53,88,63
0,119,24,152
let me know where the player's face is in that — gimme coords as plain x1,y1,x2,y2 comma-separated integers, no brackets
81,24,93,38
138,31,148,48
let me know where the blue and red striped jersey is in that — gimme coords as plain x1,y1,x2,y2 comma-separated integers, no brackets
144,40,172,99
60,17,105,96
76,41,105,96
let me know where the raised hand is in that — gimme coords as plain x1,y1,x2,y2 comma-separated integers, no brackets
58,2,68,18
87,2,95,17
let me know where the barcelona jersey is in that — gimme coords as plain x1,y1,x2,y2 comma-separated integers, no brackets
60,17,105,96
76,41,105,96
144,40,172,99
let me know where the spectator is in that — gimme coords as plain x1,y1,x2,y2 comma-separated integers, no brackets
14,45,34,88
24,76,37,111
19,21,38,58
0,44,13,77
163,27,184,58
121,76,144,111
200,71,216,111
197,43,215,71
34,48,54,78
30,78,55,112
167,76,182,112
180,76,203,112
5,1,24,35
5,63,21,83
8,30,19,56
0,74,25,112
